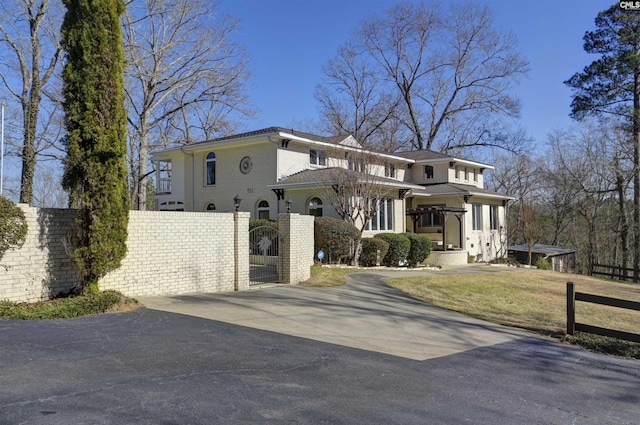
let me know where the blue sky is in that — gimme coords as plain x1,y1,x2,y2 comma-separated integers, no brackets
219,0,614,145
0,0,616,200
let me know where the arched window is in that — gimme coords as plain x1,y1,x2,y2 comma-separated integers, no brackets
206,152,216,186
205,202,216,211
308,197,323,217
257,200,270,220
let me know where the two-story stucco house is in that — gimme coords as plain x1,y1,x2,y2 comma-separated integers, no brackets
151,127,511,264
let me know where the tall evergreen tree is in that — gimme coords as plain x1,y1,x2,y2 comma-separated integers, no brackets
565,3,640,281
61,0,129,293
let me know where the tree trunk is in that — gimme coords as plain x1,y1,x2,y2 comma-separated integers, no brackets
19,21,43,205
633,71,640,282
616,169,629,279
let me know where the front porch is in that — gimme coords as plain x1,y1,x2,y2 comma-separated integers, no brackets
406,206,468,266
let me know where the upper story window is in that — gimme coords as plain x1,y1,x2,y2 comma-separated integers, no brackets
308,197,323,217
206,152,216,186
474,169,479,183
157,160,171,194
367,197,394,231
310,149,326,166
384,162,396,178
424,165,434,180
464,167,469,181
348,155,365,172
455,166,460,180
472,204,483,231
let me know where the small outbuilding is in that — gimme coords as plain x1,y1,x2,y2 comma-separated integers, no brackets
508,244,576,273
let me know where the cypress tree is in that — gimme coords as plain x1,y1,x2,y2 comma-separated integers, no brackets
61,0,129,293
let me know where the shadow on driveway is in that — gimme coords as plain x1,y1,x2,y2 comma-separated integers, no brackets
140,271,529,360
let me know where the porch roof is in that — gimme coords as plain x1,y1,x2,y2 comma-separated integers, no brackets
268,168,424,190
409,183,514,201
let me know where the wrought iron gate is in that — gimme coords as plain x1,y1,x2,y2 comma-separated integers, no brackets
249,225,279,285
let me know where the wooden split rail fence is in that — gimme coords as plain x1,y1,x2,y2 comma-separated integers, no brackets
566,282,640,343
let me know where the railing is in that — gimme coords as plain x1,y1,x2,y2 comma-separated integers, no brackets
590,263,635,282
566,282,640,343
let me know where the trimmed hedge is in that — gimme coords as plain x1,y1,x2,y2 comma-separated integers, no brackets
0,196,28,261
249,219,278,231
359,238,390,267
404,233,432,267
314,217,359,264
374,233,410,267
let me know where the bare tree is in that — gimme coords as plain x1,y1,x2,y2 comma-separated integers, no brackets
323,150,397,265
314,41,402,150
318,1,528,154
32,163,67,208
547,121,633,274
122,0,252,210
0,0,64,205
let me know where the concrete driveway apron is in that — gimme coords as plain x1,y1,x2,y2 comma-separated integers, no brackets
139,271,528,360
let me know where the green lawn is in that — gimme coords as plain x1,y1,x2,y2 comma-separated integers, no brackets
384,267,640,358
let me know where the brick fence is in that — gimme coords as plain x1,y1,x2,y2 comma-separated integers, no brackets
1,206,313,303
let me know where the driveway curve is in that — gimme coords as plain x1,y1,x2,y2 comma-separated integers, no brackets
139,271,528,360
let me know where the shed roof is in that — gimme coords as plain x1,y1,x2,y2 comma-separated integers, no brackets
508,244,577,256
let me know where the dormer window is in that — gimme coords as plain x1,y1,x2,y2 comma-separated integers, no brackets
310,149,326,166
384,162,396,178
424,165,434,180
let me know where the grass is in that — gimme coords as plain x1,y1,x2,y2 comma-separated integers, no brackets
0,290,140,320
385,268,640,358
298,265,365,287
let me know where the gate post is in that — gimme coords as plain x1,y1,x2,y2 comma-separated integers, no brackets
278,213,314,284
234,212,250,291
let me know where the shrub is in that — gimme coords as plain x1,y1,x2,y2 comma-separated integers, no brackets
0,196,28,261
374,233,410,267
249,219,278,231
0,290,137,320
535,258,552,270
359,238,390,267
314,217,359,264
403,233,432,267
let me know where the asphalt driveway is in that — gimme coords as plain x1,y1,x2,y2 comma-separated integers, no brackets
1,272,639,424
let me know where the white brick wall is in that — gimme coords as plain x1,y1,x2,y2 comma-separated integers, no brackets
1,207,314,302
1,207,250,302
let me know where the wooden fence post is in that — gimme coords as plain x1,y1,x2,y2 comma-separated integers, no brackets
566,281,575,336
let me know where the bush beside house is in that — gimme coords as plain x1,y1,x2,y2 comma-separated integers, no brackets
314,217,359,264
359,238,390,267
375,233,411,267
404,233,432,267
